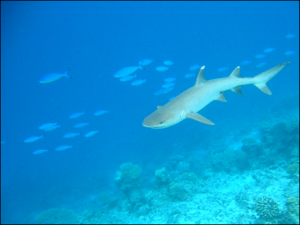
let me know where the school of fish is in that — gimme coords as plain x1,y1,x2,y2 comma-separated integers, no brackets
1,33,296,154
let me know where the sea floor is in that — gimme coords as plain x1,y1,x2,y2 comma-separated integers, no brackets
32,98,299,224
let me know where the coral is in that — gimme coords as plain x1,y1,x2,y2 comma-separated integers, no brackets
96,192,112,205
210,148,249,172
169,183,187,201
280,197,300,224
166,155,184,170
129,188,144,204
35,208,78,224
114,162,142,191
181,172,198,183
242,137,261,156
286,164,299,176
155,167,171,185
286,197,299,214
260,119,299,156
176,161,191,173
255,197,281,220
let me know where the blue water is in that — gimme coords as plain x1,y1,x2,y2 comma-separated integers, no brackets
1,2,299,224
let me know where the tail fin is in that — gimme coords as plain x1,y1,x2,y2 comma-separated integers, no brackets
253,62,290,95
64,69,71,79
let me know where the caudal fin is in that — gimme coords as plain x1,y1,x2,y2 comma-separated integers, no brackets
64,69,71,79
253,62,290,95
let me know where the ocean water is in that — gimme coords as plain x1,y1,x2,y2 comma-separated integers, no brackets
1,2,299,224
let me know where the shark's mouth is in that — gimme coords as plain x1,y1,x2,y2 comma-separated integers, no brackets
142,123,167,129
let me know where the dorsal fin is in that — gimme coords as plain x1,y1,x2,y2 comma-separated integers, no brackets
229,66,243,78
195,66,206,85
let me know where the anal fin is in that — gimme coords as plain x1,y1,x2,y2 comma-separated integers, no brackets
231,85,243,95
186,112,215,125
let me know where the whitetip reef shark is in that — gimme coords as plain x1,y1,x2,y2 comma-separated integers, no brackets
143,62,290,129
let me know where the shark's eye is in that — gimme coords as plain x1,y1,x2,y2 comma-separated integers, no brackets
159,121,164,125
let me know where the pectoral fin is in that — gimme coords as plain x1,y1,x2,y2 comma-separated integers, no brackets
186,112,215,125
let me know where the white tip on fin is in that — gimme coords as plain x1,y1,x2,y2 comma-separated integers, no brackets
229,66,243,78
195,66,206,85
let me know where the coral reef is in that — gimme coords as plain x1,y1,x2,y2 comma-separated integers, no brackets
114,162,142,191
286,163,299,176
260,119,299,157
155,167,171,185
254,197,281,220
35,208,78,224
169,183,187,201
210,148,249,173
241,137,262,156
280,197,300,224
180,172,199,183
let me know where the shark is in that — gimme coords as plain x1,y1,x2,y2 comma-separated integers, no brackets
142,62,290,129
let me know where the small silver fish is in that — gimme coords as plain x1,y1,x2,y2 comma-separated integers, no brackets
285,50,295,56
119,74,137,82
164,77,176,82
154,89,169,95
63,133,80,138
44,124,60,131
256,62,267,68
114,66,143,78
39,70,71,84
39,122,57,130
55,145,73,151
154,87,174,95
162,82,175,88
240,60,252,65
32,149,48,155
286,33,295,38
131,79,146,86
94,110,108,116
255,54,266,59
24,135,43,143
139,59,153,66
156,66,169,72
263,48,275,53
73,122,89,128
69,111,85,119
84,130,99,137
184,73,195,78
217,67,229,72
163,60,174,66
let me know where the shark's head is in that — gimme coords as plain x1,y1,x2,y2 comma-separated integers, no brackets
142,108,180,129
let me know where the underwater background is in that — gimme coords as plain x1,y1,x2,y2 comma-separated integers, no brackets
1,1,299,224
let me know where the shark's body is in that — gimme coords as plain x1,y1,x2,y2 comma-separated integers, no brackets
143,62,290,129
